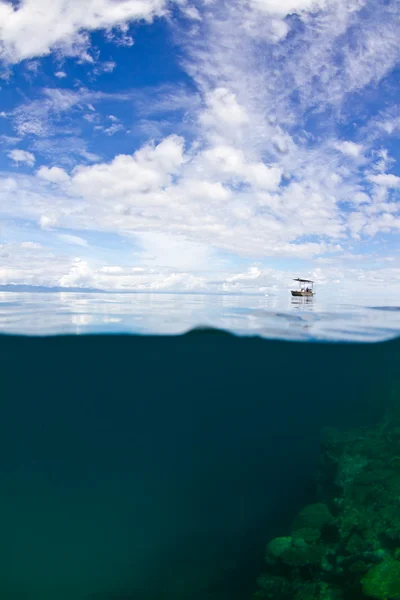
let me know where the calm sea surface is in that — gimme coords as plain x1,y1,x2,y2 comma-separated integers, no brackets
0,290,399,340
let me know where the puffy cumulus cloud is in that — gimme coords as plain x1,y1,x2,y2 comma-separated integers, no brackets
37,132,343,257
201,145,282,191
8,149,35,166
71,135,185,200
0,122,397,263
0,0,173,64
37,166,70,183
200,88,249,130
59,258,93,288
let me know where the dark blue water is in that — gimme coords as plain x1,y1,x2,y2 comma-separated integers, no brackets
0,331,398,599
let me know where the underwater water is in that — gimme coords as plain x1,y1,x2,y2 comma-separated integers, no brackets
0,292,400,599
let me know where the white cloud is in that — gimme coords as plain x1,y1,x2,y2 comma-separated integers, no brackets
0,109,395,264
0,134,21,146
0,177,17,192
226,266,261,283
58,234,89,247
0,136,345,260
10,88,97,137
136,231,212,270
84,112,100,124
101,266,124,274
58,258,92,287
202,144,282,190
368,173,400,188
104,22,134,47
25,60,40,73
181,5,202,20
71,134,185,199
250,0,330,17
92,60,117,76
20,241,42,249
8,149,36,167
37,166,70,183
7,87,130,169
0,0,173,64
334,141,364,158
103,123,124,136
200,87,249,130
54,71,67,78
379,119,400,135
187,0,400,128
40,214,59,230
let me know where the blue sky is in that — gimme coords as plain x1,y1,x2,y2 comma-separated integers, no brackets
0,0,399,297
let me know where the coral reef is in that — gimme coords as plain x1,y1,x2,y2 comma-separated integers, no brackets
255,421,400,600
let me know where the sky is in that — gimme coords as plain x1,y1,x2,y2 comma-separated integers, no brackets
0,0,399,297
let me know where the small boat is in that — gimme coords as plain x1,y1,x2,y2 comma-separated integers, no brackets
291,278,315,297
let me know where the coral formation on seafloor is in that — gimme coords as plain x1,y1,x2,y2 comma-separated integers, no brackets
254,420,400,600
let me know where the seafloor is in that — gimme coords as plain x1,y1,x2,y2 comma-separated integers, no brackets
0,331,399,599
255,418,400,599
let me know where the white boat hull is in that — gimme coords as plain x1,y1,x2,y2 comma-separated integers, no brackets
291,290,314,297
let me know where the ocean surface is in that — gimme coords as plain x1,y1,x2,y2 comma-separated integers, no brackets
1,290,400,341
0,291,400,600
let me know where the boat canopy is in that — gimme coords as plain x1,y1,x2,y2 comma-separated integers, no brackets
293,278,314,283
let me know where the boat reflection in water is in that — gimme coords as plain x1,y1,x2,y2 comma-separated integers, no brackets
291,296,315,306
